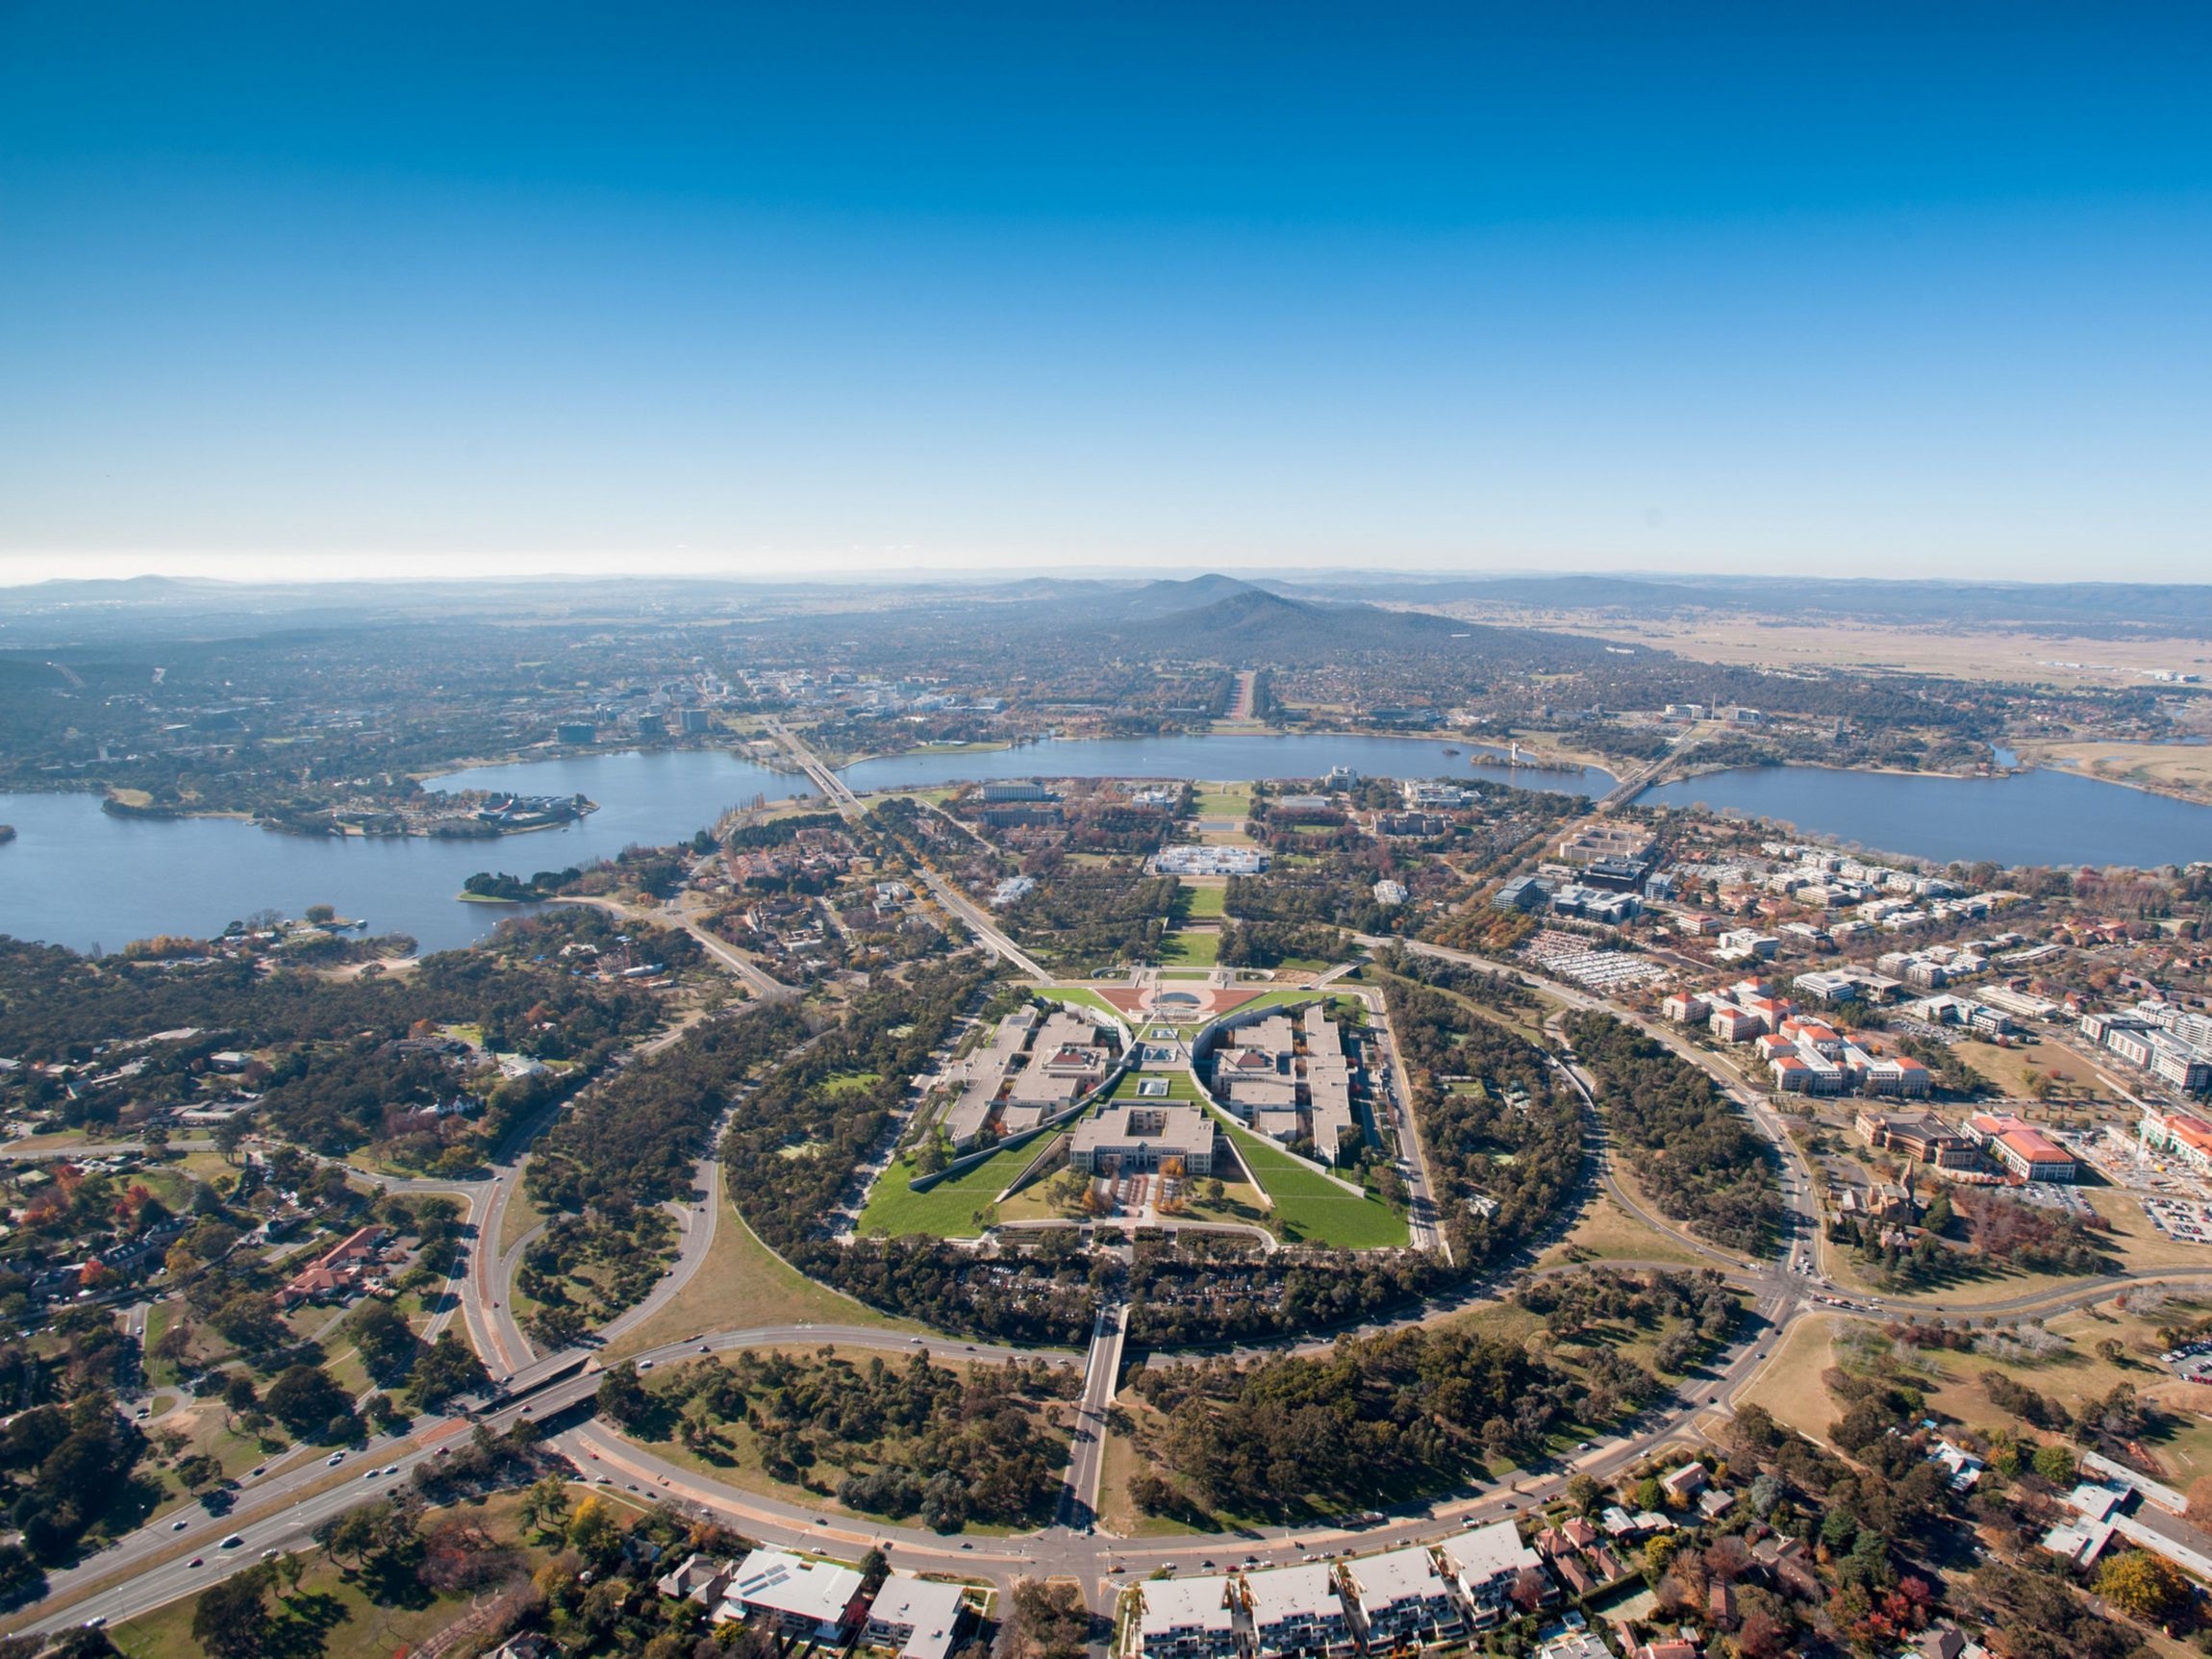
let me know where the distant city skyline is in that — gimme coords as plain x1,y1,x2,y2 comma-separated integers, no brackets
4,2,2208,585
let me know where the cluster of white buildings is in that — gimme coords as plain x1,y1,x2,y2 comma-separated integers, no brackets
655,1550,972,1659
2085,1004,2212,1093
1401,780,1478,811
1153,846,1269,876
941,1004,1117,1150
1666,980,1932,1096
1207,1004,1357,1162
1136,1522,1546,1659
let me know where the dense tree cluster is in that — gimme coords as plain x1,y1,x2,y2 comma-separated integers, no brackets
636,1346,1074,1531
1562,1012,1781,1252
1133,1316,1671,1516
1383,973,1581,1264
1126,1235,1457,1345
0,1391,148,1563
1518,1269,1741,1375
1212,919,1347,968
530,1002,808,1218
995,865,1177,969
1949,1188,2115,1275
0,934,663,1156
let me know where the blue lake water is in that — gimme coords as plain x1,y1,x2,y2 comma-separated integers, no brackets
0,748,815,956
3,735,2204,956
1640,763,2212,869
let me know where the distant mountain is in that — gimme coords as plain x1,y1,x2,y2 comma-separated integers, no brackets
1091,573,1272,618
1070,583,1623,666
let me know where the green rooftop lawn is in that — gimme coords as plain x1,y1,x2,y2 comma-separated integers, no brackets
1045,986,1132,1025
1215,1116,1409,1249
1110,1069,1202,1103
857,1139,1059,1240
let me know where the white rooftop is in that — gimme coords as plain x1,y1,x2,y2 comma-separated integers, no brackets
1244,1561,1345,1626
868,1574,969,1659
1344,1545,1445,1608
1140,1575,1239,1638
1440,1521,1542,1584
725,1549,863,1623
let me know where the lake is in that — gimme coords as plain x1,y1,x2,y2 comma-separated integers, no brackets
0,748,816,956
6,734,2204,956
1640,763,2212,869
0,734,1596,955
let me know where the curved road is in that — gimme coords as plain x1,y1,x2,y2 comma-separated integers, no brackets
25,917,2196,1635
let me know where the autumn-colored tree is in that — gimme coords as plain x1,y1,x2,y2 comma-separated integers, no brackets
2096,1548,2194,1626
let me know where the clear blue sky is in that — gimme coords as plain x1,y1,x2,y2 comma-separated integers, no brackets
3,2,2208,583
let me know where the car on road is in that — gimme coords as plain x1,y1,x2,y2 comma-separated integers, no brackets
188,1557,204,1569
171,1519,189,1530
326,1452,345,1467
221,1535,244,1548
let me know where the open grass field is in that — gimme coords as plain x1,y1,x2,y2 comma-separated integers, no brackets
1848,1293,2212,1488
1949,1038,2127,1112
2023,740,2212,801
1159,929,1220,967
1219,1119,1408,1248
606,1194,921,1356
1730,1313,1844,1444
1537,1192,1700,1271
1175,1176,1269,1227
498,1187,551,1255
857,1141,1051,1240
1179,881,1228,919
1453,606,2212,691
1194,786,1252,819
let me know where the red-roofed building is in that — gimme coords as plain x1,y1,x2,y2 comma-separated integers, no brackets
1965,1113,2078,1182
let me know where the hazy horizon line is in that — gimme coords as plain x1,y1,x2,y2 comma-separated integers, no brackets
6,564,2209,593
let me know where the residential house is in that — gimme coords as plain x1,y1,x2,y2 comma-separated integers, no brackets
716,1549,867,1641
867,1575,971,1659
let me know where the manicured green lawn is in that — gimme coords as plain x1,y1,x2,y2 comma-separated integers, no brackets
822,1069,883,1096
1159,930,1220,967
1048,987,1133,1025
1194,787,1251,818
1110,1069,1203,1102
1217,1117,1409,1248
1178,882,1228,919
1218,989,1321,1018
857,1140,1058,1239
